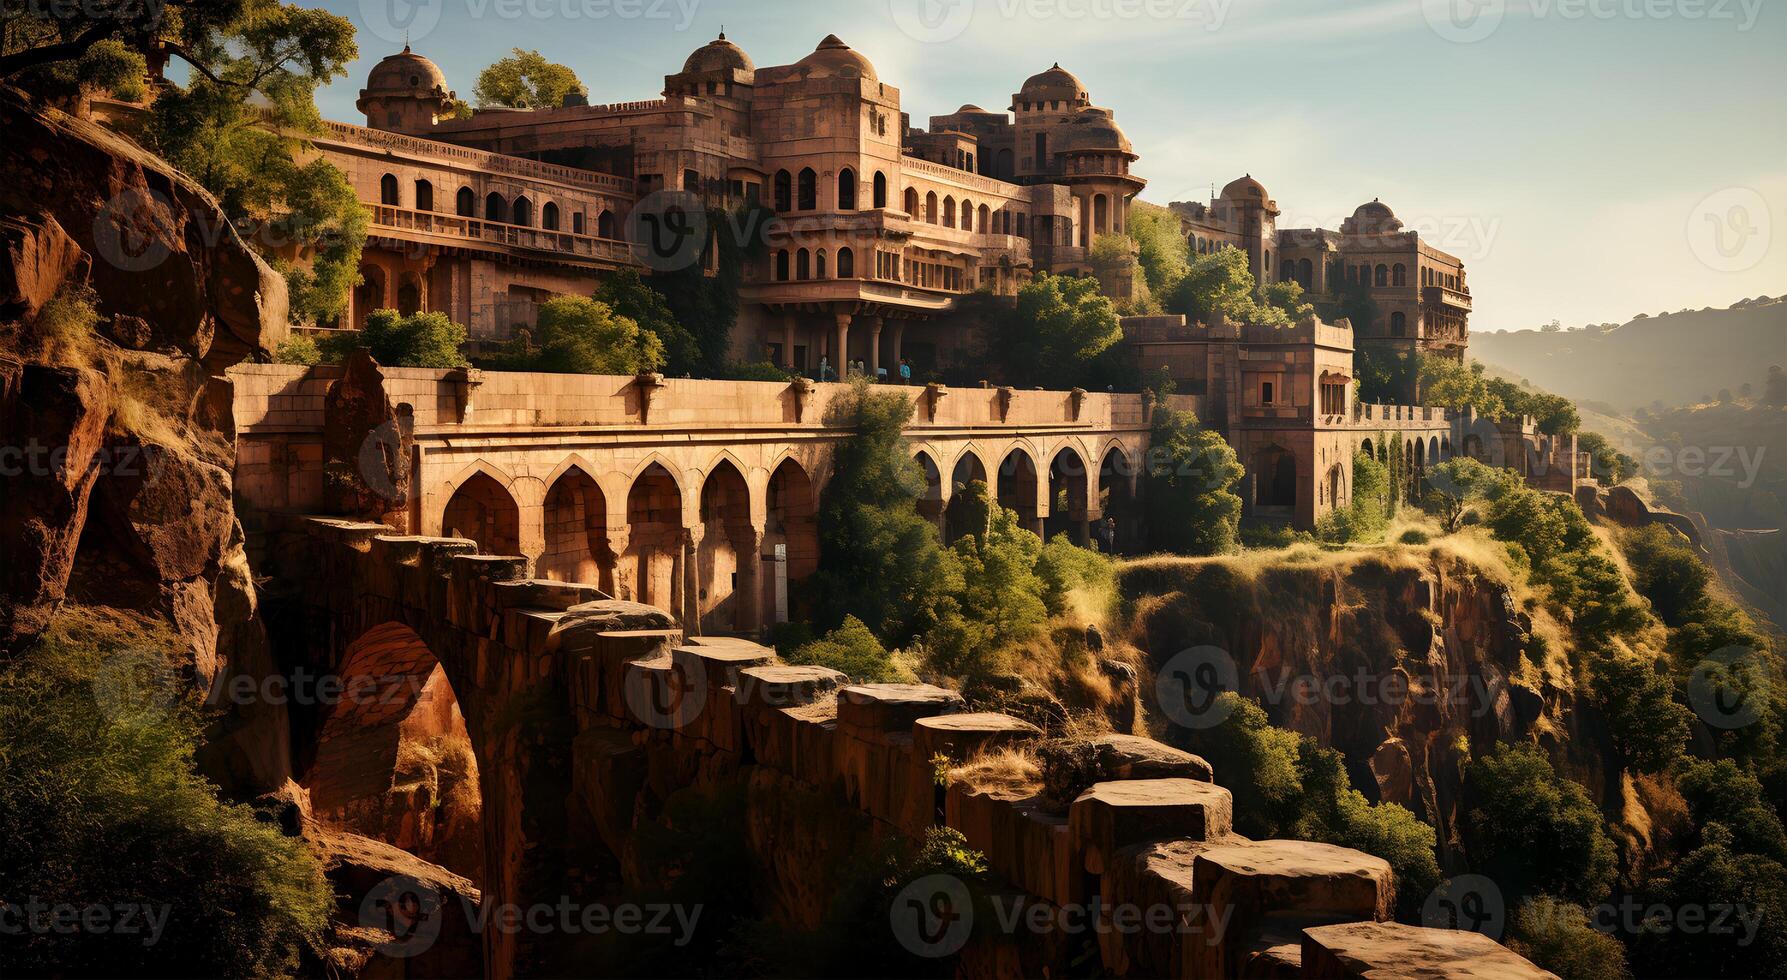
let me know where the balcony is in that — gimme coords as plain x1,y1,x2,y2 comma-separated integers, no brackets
366,204,636,267
742,277,963,313
317,120,635,195
1424,284,1472,312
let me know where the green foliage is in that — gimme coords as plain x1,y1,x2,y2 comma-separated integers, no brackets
271,333,321,365
814,380,963,645
1320,448,1390,543
1674,759,1787,862
1587,650,1690,774
1506,897,1631,980
495,294,664,375
786,615,913,684
1633,823,1787,979
346,308,469,368
1620,525,1711,627
1173,694,1440,917
1484,482,1646,642
723,360,796,382
6,33,146,104
653,204,773,376
1419,356,1506,417
473,48,582,108
1421,457,1518,533
1575,431,1636,486
1141,400,1243,555
1463,743,1617,906
1034,532,1117,620
137,1,364,325
1162,245,1290,328
1259,278,1314,320
927,484,1050,681
1126,203,1191,298
1354,346,1414,404
0,613,332,976
991,273,1126,389
595,268,701,374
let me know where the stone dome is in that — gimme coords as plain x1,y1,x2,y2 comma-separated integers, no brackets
365,46,448,95
957,103,985,113
1018,63,1087,102
682,32,754,75
1061,106,1132,153
1346,199,1403,233
1221,174,1270,201
794,35,876,80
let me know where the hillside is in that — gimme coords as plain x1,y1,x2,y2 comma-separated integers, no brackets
1473,296,1787,410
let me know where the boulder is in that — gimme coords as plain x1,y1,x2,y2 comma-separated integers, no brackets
1300,921,1558,979
0,213,87,320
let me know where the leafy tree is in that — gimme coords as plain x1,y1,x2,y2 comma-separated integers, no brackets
0,614,332,976
653,203,774,376
503,295,664,375
1634,824,1787,979
595,269,701,374
116,2,365,325
813,380,963,645
1463,743,1617,906
1674,759,1787,862
1507,897,1630,980
473,48,582,109
786,615,913,684
1422,456,1517,532
1576,431,1636,485
1141,399,1243,555
1418,356,1506,418
1125,203,1190,297
1320,448,1390,543
1161,246,1289,328
1587,650,1690,774
1620,524,1711,627
271,333,321,365
335,308,468,368
0,0,242,83
1034,532,1117,619
1260,278,1314,320
927,484,1050,681
992,273,1124,389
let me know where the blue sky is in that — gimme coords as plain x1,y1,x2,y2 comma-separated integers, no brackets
314,0,1785,332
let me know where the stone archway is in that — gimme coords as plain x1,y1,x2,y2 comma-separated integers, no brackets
696,460,753,633
1046,446,1091,543
1253,445,1297,509
914,451,944,532
623,463,684,613
442,472,520,556
766,458,819,627
303,621,483,881
946,451,988,542
1098,446,1137,554
998,447,1042,534
540,466,612,589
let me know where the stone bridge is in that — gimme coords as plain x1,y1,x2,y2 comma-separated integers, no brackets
257,515,1551,980
232,364,1152,633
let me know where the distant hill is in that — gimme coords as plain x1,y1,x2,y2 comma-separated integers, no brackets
1472,296,1787,410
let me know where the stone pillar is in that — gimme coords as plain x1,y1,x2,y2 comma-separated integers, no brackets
680,526,702,635
892,322,907,380
868,317,884,379
782,315,798,371
834,313,852,376
738,526,765,636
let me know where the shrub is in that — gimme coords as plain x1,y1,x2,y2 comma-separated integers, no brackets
272,334,322,365
1463,743,1617,906
1034,532,1117,621
1587,650,1690,775
1506,897,1631,980
1142,400,1243,555
1398,528,1431,545
349,308,470,368
787,615,914,684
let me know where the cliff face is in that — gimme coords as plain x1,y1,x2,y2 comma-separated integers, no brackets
0,87,289,793
1120,546,1619,871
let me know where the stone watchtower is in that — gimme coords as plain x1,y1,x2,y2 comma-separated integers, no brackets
358,46,457,135
1217,174,1281,285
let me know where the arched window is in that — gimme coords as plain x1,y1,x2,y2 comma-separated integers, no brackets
873,171,888,209
414,179,433,211
816,249,828,278
1390,312,1407,337
796,248,810,280
838,169,857,210
960,198,973,231
774,170,792,212
485,192,507,223
1298,258,1313,287
597,210,615,238
775,249,790,281
456,187,475,216
379,173,399,206
978,204,990,232
1393,263,1407,286
925,192,938,224
837,247,854,278
1374,264,1388,287
572,211,584,234
541,201,559,230
1281,260,1295,282
512,196,533,227
943,196,956,227
903,186,918,215
797,168,817,210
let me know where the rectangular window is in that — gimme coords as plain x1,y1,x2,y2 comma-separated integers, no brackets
1261,381,1275,405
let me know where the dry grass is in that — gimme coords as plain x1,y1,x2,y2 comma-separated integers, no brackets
33,284,102,367
949,746,1042,797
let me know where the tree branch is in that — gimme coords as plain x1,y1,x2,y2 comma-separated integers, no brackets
0,22,117,79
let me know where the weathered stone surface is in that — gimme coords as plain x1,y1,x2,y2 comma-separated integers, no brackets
914,711,1042,764
835,682,967,740
1070,778,1234,876
1300,921,1558,979
737,663,846,709
0,213,86,319
323,351,412,525
1185,839,1394,978
310,827,483,980
1039,733,1214,807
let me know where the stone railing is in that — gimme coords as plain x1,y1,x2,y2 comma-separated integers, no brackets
316,119,635,195
900,154,1027,197
365,204,635,265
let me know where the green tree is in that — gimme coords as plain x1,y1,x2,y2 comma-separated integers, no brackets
1587,650,1690,774
992,273,1125,389
1634,824,1787,979
1126,203,1190,298
1506,897,1631,980
786,615,913,684
1141,399,1243,555
1034,532,1117,620
927,484,1050,681
124,1,365,325
0,0,243,82
1321,448,1390,543
1575,431,1636,485
1418,356,1506,418
1422,456,1517,533
1674,759,1787,862
813,381,963,645
1620,524,1711,627
0,615,332,976
473,48,582,109
1162,245,1288,327
341,309,469,368
514,295,664,375
272,333,321,365
594,269,701,373
1354,347,1414,404
1463,743,1617,906
1260,278,1314,320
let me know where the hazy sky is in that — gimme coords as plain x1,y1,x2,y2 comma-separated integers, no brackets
313,0,1784,332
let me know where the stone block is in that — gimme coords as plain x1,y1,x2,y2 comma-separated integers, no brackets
835,683,966,742
736,664,847,710
1300,921,1558,979
1184,839,1393,979
913,712,1042,764
1069,778,1233,877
